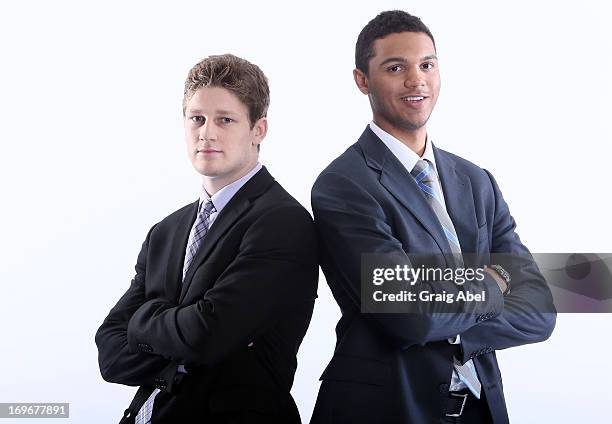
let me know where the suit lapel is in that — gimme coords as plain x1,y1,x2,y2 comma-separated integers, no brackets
433,147,478,256
358,127,455,266
178,167,276,303
166,200,199,302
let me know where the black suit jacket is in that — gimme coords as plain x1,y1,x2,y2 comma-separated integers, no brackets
95,167,318,423
309,127,556,424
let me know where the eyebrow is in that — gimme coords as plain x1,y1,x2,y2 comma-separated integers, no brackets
185,109,238,115
378,54,438,67
215,109,238,116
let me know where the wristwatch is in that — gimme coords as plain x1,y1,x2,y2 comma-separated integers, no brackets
489,264,511,295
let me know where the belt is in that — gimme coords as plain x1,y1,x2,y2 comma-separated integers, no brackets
443,390,473,418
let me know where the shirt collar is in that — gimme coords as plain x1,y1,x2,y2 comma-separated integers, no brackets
369,121,438,175
199,162,262,214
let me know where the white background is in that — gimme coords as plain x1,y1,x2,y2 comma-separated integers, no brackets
0,0,610,422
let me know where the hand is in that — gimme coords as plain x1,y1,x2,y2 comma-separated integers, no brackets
484,266,508,294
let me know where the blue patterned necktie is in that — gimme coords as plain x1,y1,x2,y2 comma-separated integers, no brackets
411,159,463,267
135,199,216,424
410,159,482,398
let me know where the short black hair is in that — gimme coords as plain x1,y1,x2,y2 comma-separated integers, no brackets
355,10,436,75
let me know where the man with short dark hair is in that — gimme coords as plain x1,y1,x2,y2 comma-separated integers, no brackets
310,11,555,423
96,54,318,424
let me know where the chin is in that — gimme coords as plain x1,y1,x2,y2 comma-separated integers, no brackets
400,115,429,131
191,156,218,172
192,163,219,177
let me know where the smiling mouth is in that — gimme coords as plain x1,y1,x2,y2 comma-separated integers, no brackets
401,96,427,103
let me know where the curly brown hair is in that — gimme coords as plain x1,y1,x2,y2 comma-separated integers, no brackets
183,54,270,129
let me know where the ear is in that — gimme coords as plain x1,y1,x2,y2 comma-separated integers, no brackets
353,68,369,95
252,117,268,147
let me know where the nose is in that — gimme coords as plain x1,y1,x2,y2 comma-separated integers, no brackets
199,120,217,142
403,66,426,89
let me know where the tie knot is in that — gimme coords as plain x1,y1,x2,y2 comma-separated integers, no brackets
200,199,216,216
411,159,436,185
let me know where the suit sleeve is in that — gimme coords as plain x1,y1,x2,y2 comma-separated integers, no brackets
94,225,171,386
125,205,318,366
458,170,556,363
311,171,505,348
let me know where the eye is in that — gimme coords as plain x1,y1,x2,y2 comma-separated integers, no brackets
421,62,435,70
387,64,403,73
190,116,204,123
220,117,234,124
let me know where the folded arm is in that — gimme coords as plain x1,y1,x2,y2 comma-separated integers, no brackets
126,206,318,366
458,170,556,362
95,225,171,386
312,171,505,349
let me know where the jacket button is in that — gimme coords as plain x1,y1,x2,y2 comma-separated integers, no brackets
439,383,449,393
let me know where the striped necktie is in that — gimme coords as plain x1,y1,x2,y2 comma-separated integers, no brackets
411,159,463,267
410,159,482,399
182,199,217,281
135,199,217,424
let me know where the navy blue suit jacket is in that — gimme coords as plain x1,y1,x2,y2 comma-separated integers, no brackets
310,127,556,424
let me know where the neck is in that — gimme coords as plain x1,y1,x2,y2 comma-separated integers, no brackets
373,118,427,157
202,160,258,196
